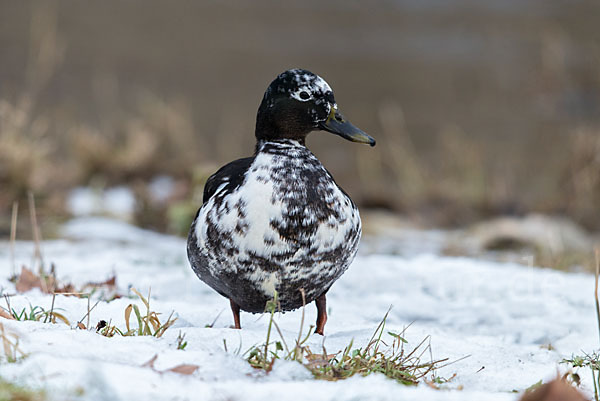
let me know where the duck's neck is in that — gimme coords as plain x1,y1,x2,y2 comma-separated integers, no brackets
255,138,306,154
254,100,310,151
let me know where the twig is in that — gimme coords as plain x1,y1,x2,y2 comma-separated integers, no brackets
146,287,152,335
207,309,224,328
295,288,307,360
272,319,290,355
10,201,18,278
28,191,44,272
403,335,430,361
595,248,600,345
4,295,12,317
78,297,100,327
436,354,471,370
44,292,56,324
263,292,278,368
368,305,393,347
592,368,598,401
54,292,90,296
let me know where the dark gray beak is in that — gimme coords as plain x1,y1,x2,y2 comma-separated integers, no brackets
319,105,376,147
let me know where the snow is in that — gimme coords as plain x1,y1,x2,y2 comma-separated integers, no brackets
67,187,136,220
148,175,176,204
0,217,596,400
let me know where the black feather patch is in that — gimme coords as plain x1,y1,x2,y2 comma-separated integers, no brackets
188,140,361,313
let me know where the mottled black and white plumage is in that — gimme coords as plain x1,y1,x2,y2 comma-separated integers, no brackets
187,69,375,334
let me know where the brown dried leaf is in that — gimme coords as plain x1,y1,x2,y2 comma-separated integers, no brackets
15,266,57,293
305,353,337,362
142,354,158,369
77,322,86,330
86,276,117,287
50,311,70,325
149,314,161,332
15,266,42,293
520,379,587,401
85,276,116,288
0,308,15,320
155,317,177,338
124,304,133,332
80,276,120,299
131,288,149,309
55,283,76,295
166,364,199,375
304,351,338,368
425,379,440,389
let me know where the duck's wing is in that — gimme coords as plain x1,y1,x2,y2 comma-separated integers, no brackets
203,156,255,203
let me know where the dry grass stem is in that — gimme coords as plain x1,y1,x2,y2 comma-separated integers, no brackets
244,303,453,385
10,201,18,277
99,287,176,338
596,248,600,344
27,192,44,273
561,247,600,400
0,323,26,362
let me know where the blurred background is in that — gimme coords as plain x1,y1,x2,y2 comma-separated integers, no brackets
1,0,599,255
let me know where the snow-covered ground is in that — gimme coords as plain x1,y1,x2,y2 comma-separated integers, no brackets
0,217,596,400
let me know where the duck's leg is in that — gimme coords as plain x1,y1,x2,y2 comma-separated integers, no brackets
230,299,241,329
314,293,327,335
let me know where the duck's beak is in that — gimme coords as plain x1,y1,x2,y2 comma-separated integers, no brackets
319,105,376,147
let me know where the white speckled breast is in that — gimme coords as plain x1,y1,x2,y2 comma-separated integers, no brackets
189,139,361,312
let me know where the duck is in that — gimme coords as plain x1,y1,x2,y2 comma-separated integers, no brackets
187,68,375,335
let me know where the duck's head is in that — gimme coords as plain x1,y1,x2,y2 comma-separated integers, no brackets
255,69,376,147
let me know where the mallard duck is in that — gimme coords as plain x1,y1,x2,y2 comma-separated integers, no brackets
187,68,375,334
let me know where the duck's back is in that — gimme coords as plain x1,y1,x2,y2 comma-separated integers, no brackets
187,139,361,312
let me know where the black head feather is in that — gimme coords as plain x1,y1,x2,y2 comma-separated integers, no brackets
255,69,336,145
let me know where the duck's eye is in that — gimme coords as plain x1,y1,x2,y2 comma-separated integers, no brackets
299,91,310,100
